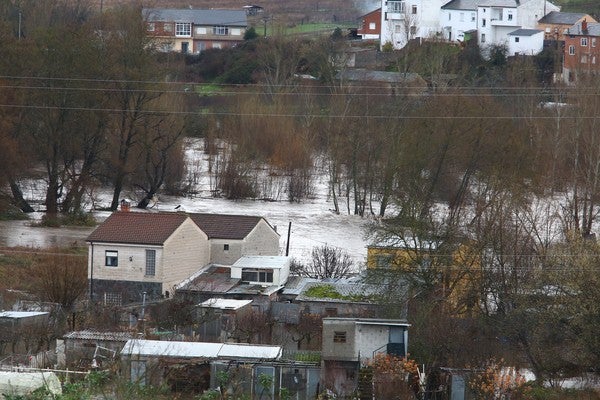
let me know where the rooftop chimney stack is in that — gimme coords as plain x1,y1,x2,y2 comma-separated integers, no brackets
120,199,131,212
582,19,588,33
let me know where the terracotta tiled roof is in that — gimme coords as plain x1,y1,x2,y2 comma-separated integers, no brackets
189,213,265,240
86,212,189,245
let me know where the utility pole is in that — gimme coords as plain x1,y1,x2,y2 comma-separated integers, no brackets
285,221,292,256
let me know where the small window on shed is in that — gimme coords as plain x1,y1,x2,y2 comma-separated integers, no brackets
515,37,520,43
224,244,229,251
333,331,347,343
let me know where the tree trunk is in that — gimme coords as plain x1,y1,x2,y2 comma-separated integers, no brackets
8,177,34,213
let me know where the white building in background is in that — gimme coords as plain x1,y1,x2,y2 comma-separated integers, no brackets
440,0,478,43
381,0,559,52
380,0,446,49
477,0,559,52
507,28,544,56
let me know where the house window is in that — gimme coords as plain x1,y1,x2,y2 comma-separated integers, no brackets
394,24,403,33
223,244,230,251
241,269,274,283
471,13,476,22
213,43,222,49
147,22,155,31
508,12,513,21
482,18,486,27
103,292,122,306
448,13,451,21
213,26,229,35
581,54,588,63
515,37,520,42
333,331,347,343
481,33,486,43
411,5,417,14
569,45,575,55
369,22,376,30
410,26,416,35
581,37,588,46
175,22,191,37
387,1,405,13
196,27,207,35
164,23,173,32
145,250,156,276
105,251,118,267
593,38,597,47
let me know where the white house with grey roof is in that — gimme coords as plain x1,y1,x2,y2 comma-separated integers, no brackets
440,0,479,42
507,28,544,55
476,0,559,52
380,0,447,50
143,8,247,53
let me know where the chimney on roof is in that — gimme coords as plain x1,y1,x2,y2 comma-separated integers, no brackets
120,199,131,212
582,19,588,33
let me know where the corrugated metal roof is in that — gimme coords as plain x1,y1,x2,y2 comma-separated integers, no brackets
336,69,425,84
232,256,290,270
538,11,590,25
323,317,410,326
63,330,134,342
0,311,48,319
143,8,247,26
199,298,252,310
177,265,240,293
121,339,282,360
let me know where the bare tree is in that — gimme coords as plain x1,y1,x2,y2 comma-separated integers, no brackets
293,245,353,279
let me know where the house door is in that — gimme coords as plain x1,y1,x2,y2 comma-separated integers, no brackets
388,326,406,357
131,360,147,386
181,42,189,53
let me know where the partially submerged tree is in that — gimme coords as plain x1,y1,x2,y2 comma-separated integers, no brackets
293,245,353,279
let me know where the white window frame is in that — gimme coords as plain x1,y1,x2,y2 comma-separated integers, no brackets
241,268,274,283
212,26,229,36
387,1,405,13
569,45,575,55
411,5,417,14
105,250,118,267
175,22,191,37
581,37,588,46
515,37,519,43
369,22,376,30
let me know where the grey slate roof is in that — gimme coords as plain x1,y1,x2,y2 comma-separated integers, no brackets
538,11,590,25
336,69,425,85
509,28,543,36
568,21,600,36
441,0,479,11
143,8,247,27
